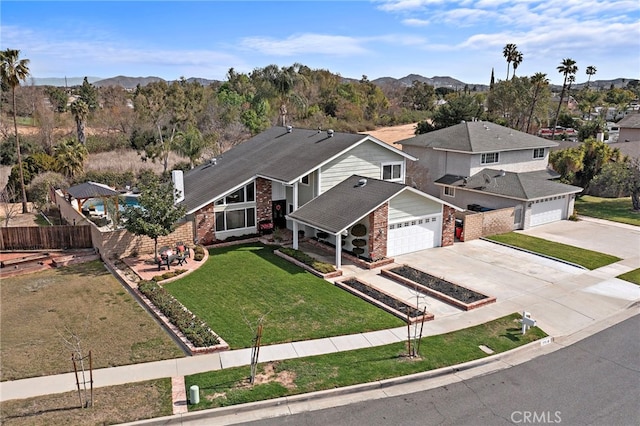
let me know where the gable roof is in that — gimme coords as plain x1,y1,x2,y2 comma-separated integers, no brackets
398,121,558,153
616,112,640,129
287,175,457,234
182,126,414,214
435,168,582,201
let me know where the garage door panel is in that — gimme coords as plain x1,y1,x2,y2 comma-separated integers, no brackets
530,197,565,227
388,216,441,257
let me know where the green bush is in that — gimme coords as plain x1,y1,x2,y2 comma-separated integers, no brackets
193,245,205,261
279,247,336,273
138,281,220,347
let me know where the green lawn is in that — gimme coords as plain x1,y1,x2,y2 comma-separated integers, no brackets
186,313,547,410
486,232,621,270
575,195,640,226
164,244,404,349
618,268,640,285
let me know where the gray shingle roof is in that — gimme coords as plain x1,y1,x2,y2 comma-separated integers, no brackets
67,181,119,199
617,112,640,129
399,121,558,152
182,126,411,213
435,168,582,201
287,175,407,234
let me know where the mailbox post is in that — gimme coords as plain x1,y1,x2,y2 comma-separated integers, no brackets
521,311,536,334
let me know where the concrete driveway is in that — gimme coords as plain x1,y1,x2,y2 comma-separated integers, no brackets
338,217,640,339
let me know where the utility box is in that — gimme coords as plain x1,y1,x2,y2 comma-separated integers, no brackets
189,385,200,404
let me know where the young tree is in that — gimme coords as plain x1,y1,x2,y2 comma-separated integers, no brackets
526,73,550,133
121,175,186,263
1,48,31,213
552,58,578,139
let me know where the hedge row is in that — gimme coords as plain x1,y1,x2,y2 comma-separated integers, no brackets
279,247,336,274
138,280,220,347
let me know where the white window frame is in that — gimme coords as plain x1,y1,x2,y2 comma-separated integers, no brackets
444,186,455,197
481,152,500,164
533,148,545,159
300,174,310,185
381,161,403,182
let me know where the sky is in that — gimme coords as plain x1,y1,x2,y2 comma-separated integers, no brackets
1,0,639,86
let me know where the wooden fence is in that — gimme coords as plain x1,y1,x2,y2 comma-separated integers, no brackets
0,226,93,251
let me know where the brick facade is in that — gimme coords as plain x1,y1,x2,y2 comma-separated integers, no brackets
459,207,515,241
255,177,272,225
194,204,216,245
441,205,456,247
368,202,388,261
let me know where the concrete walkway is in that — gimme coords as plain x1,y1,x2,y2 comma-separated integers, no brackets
1,218,639,417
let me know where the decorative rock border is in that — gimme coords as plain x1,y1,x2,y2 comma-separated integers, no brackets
335,277,434,324
380,266,496,311
274,249,343,279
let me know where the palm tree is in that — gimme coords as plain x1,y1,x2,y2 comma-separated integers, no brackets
69,99,89,145
502,43,519,80
54,139,88,178
526,72,549,133
512,51,524,78
551,58,578,139
586,66,597,89
1,49,31,213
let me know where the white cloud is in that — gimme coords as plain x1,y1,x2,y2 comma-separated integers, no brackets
402,18,431,26
238,33,370,56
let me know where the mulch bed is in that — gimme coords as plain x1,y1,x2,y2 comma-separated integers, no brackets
340,278,424,318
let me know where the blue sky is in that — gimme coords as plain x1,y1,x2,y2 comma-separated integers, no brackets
2,0,639,86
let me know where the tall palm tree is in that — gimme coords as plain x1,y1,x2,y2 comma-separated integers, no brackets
70,99,89,145
526,72,549,133
512,51,524,78
586,66,597,89
551,58,578,139
0,49,31,213
502,43,519,80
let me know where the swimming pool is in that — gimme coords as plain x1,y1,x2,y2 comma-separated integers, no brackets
83,195,141,215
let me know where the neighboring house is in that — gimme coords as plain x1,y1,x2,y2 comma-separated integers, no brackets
399,121,582,229
173,126,460,266
617,111,640,143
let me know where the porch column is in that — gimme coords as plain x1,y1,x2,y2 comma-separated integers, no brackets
335,233,342,269
293,182,299,210
292,221,299,249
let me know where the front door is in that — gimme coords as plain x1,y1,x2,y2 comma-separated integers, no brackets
272,199,287,229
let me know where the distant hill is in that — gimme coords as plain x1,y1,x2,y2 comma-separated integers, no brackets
28,73,636,93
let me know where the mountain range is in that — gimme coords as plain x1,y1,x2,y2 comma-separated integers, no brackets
28,74,635,92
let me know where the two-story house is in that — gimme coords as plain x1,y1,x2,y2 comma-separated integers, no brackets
172,126,460,267
399,121,582,229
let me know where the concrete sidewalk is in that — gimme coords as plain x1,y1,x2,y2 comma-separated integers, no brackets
1,218,639,407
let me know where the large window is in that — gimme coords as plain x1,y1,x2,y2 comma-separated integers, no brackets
215,207,256,232
481,152,500,164
533,148,545,159
382,162,403,181
215,182,255,205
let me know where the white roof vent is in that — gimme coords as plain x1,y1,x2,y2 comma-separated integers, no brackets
356,178,367,187
327,129,334,137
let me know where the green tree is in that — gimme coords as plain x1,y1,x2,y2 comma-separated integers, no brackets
45,85,68,112
175,125,209,169
70,99,89,145
27,171,69,210
552,58,578,139
121,175,186,263
585,66,597,89
526,73,550,133
54,139,88,178
402,81,436,111
1,48,31,213
502,43,520,80
78,77,99,110
512,51,524,78
431,94,484,130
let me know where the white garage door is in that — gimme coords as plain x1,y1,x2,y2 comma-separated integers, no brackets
387,216,441,257
530,196,565,227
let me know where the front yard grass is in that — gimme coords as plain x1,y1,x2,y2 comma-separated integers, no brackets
486,232,621,270
0,261,184,381
186,313,546,410
0,378,172,426
618,268,640,285
575,195,640,226
164,243,404,349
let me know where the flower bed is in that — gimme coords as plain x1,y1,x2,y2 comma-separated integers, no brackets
275,248,342,279
381,265,496,311
336,277,433,323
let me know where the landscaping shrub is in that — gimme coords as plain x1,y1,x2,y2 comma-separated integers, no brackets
151,269,187,282
279,247,336,274
138,281,220,347
193,245,205,261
